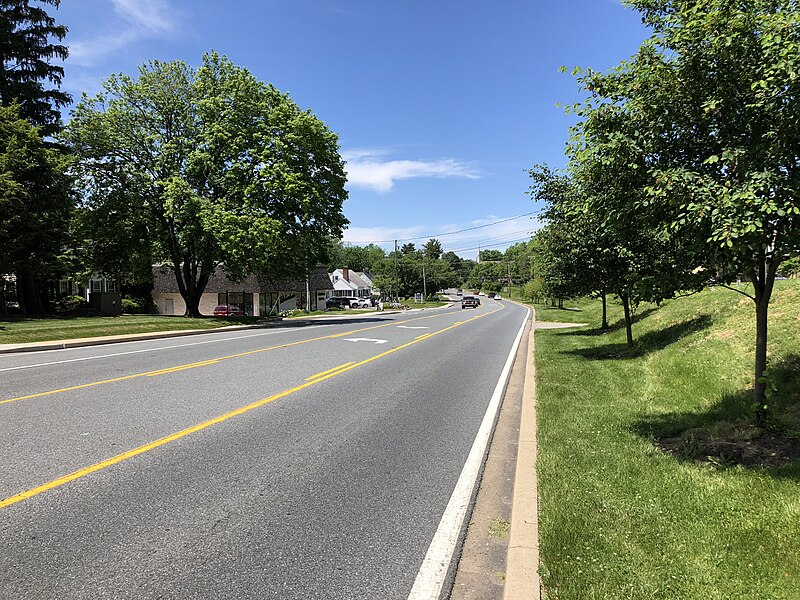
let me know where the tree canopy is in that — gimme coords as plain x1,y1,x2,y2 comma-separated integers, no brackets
0,0,70,136
66,52,348,317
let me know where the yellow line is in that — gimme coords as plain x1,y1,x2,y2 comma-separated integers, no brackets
0,305,503,510
145,359,223,377
305,362,355,381
0,311,452,407
415,333,432,341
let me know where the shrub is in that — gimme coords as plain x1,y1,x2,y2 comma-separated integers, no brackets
121,298,144,314
54,295,88,314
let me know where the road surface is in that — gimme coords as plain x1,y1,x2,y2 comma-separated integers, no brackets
0,299,528,599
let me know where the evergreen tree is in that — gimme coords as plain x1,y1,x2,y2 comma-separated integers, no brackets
0,0,70,136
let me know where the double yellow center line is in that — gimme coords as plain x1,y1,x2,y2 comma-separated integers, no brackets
0,304,503,510
1,311,453,407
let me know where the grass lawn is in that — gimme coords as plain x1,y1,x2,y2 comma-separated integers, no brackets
530,281,800,599
0,314,267,345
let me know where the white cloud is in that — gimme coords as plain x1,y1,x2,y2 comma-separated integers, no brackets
343,149,480,193
343,214,542,259
112,0,177,34
343,226,425,246
69,0,180,66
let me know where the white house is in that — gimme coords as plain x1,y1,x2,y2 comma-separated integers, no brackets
329,268,375,299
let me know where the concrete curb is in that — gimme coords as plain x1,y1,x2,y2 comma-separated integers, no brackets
503,306,541,600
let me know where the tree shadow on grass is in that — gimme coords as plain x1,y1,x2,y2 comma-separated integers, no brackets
565,307,661,337
630,354,800,479
562,315,713,360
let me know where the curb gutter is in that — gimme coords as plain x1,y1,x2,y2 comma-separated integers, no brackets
503,306,541,600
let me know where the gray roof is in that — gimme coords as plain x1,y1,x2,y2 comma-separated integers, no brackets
152,265,333,294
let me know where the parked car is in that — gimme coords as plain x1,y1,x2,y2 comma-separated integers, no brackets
213,305,244,316
350,298,372,308
326,297,355,309
462,295,480,309
494,294,503,300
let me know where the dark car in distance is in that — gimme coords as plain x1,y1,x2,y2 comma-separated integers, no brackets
326,297,355,309
461,295,480,309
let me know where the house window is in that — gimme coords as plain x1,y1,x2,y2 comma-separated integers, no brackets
106,280,117,292
59,280,69,294
91,280,102,293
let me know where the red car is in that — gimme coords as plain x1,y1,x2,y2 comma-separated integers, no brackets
213,305,244,316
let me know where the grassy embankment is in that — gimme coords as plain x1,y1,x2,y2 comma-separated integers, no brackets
533,281,800,599
0,314,266,345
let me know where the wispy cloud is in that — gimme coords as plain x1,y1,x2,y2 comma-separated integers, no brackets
69,0,181,66
343,149,480,193
343,214,542,258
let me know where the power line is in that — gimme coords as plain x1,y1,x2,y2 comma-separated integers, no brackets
349,211,542,244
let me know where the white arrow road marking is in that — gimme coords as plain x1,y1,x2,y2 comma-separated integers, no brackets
343,338,388,344
397,326,429,330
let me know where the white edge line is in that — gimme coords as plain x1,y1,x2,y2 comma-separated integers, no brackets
407,306,530,600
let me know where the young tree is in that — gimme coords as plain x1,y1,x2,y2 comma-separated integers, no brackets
66,52,348,317
583,0,800,419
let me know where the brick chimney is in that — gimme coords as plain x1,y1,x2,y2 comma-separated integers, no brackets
343,267,350,282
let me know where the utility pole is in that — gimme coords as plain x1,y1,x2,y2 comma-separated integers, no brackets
394,239,399,302
507,262,512,299
422,262,427,299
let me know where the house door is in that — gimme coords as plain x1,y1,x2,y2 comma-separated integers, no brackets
165,298,174,315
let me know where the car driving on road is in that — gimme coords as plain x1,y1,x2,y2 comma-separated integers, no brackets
461,295,480,309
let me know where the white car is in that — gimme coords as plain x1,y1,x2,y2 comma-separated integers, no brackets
350,298,371,308
494,294,503,300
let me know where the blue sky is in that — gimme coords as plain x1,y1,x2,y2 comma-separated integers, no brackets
54,0,649,258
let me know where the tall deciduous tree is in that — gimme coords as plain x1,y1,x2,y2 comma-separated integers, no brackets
583,0,800,420
66,52,348,317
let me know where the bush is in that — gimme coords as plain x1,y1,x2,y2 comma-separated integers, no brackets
121,298,145,314
54,295,88,314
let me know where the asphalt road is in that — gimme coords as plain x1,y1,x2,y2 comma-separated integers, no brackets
0,300,529,599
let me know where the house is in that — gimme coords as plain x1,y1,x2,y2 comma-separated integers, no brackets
152,265,333,316
57,275,117,301
328,268,375,300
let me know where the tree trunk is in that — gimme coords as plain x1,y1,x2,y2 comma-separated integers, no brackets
621,293,634,349
16,262,45,315
601,293,608,329
752,255,777,427
172,259,211,318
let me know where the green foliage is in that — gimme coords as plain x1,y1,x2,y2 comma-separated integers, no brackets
522,278,543,302
478,249,503,262
0,103,73,314
325,240,386,272
66,52,348,317
423,238,443,260
0,0,70,136
572,0,800,412
53,294,86,314
121,297,149,314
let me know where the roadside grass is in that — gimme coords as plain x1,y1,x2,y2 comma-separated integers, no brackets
0,314,267,344
531,281,800,599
